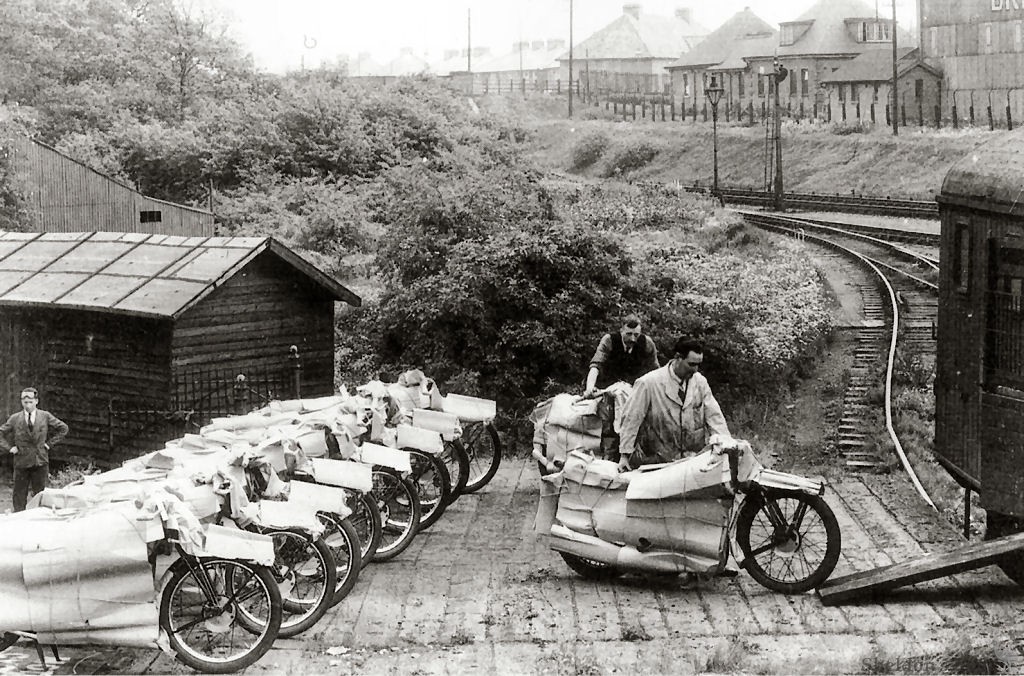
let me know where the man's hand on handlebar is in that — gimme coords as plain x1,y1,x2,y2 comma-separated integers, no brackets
617,454,632,472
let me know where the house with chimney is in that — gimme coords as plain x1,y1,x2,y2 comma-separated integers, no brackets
820,47,942,124
558,4,707,95
472,40,565,92
666,7,778,117
744,0,916,115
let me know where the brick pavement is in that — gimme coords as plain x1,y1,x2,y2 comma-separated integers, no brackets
0,457,1019,674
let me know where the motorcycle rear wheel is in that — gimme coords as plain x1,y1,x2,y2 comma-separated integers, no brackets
736,488,841,594
559,552,623,580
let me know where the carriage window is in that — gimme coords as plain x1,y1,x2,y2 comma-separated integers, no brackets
985,241,1024,392
954,222,970,292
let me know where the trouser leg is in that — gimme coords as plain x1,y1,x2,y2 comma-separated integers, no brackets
28,464,48,502
13,464,47,511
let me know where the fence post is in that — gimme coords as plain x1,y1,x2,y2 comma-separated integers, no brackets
671,101,676,121
641,99,646,119
702,103,708,122
632,102,637,120
935,104,941,128
842,101,847,121
952,93,959,129
799,99,804,120
918,100,924,127
108,397,114,452
901,101,907,128
234,374,249,415
870,103,876,124
290,345,302,399
557,79,561,94
1007,91,1013,130
827,103,832,122
661,102,666,121
760,101,766,121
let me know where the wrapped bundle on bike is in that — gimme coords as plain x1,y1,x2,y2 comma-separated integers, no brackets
531,394,604,467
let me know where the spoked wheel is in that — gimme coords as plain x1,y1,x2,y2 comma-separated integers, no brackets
985,511,1024,586
345,493,383,569
736,488,842,594
441,439,470,502
407,449,451,531
315,513,363,605
461,421,502,493
245,529,335,638
371,468,421,561
559,552,623,581
160,557,282,674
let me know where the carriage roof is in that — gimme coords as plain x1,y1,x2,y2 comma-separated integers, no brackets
939,129,1024,217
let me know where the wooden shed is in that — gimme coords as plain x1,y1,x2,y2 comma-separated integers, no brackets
0,231,360,465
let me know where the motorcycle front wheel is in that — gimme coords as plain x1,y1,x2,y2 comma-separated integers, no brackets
735,488,841,594
559,552,623,581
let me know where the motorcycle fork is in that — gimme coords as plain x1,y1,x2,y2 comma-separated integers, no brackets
761,492,809,540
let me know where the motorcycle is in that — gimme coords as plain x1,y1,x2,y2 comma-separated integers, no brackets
535,436,842,594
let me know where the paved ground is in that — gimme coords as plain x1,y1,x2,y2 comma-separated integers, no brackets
3,456,1022,675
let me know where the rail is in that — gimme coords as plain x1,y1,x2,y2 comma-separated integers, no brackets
741,211,937,510
688,186,939,220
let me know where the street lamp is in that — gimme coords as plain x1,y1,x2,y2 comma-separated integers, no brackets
705,74,725,204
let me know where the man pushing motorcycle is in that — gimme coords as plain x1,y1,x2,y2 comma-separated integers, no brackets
616,338,730,472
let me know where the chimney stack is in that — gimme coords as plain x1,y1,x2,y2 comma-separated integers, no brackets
443,49,459,60
531,40,545,51
675,7,692,23
623,3,641,20
546,38,566,51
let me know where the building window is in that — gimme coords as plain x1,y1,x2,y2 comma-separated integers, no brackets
985,24,993,51
758,73,764,96
915,78,924,100
1016,22,1022,51
930,27,939,55
984,240,1024,392
860,21,892,43
838,84,846,102
801,68,809,96
789,70,797,96
140,210,162,223
780,25,796,46
738,72,745,97
683,74,690,97
873,84,879,102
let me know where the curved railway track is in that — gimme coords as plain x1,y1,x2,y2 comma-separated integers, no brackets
738,210,939,510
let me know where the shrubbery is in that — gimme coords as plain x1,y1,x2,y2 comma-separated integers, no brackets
600,140,660,176
570,131,609,170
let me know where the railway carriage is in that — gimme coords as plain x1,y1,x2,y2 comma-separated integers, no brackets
936,129,1024,579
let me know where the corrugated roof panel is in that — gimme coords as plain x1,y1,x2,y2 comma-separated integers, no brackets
114,278,209,316
102,243,192,277
0,271,36,296
169,247,254,282
0,232,40,242
207,237,264,248
0,240,82,272
2,272,90,303
0,240,34,261
45,241,138,274
58,274,149,309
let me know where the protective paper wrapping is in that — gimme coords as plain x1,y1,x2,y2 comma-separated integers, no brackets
196,524,275,565
310,458,373,493
441,394,496,422
0,504,160,647
625,442,762,501
286,481,350,518
358,443,412,472
411,409,462,441
396,424,443,454
531,395,603,462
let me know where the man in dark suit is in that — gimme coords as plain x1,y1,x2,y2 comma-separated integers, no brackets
0,387,69,511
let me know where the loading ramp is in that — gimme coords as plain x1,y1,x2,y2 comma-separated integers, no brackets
817,532,1024,605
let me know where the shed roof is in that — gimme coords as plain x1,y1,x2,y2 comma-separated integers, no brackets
667,8,778,70
820,47,941,82
939,129,1024,217
559,8,707,61
0,232,360,318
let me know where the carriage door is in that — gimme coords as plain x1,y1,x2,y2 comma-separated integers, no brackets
981,237,1024,516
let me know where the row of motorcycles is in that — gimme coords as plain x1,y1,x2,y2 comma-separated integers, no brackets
0,373,501,674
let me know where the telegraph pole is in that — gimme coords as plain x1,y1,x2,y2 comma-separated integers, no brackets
891,0,899,136
467,8,472,73
568,0,574,118
772,59,787,211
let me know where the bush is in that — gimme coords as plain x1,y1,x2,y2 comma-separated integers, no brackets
570,131,609,170
600,140,660,177
831,121,870,135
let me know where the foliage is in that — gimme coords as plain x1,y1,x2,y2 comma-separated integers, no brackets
559,181,714,232
569,131,609,170
831,121,870,135
599,139,660,177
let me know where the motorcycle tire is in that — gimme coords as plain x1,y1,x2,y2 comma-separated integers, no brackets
250,529,336,638
160,557,282,674
559,552,624,581
736,488,842,594
461,421,502,493
315,514,363,606
984,511,1024,586
348,492,384,569
371,468,421,562
442,439,470,502
407,448,451,531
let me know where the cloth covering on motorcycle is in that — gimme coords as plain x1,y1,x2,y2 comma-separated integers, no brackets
531,395,604,462
0,502,160,647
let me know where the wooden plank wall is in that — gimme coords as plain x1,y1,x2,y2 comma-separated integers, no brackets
0,307,172,466
7,137,214,236
171,251,337,400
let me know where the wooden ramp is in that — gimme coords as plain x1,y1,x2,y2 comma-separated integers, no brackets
817,531,1024,605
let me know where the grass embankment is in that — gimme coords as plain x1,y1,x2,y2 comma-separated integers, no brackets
481,92,1011,199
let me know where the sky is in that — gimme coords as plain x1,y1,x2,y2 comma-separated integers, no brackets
211,0,919,74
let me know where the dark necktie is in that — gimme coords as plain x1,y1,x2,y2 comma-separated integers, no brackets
26,413,33,430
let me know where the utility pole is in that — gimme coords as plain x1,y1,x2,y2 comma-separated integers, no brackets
467,8,472,73
772,59,787,211
891,0,899,136
568,0,574,118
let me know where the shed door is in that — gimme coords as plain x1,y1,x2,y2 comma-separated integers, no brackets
0,312,49,411
981,238,1024,516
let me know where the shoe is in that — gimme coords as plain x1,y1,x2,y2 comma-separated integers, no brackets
716,567,740,578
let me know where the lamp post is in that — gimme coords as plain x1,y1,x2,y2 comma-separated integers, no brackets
705,74,725,205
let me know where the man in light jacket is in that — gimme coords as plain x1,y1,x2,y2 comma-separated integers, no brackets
617,338,729,470
0,387,69,511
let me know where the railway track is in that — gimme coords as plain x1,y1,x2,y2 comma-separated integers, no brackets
740,210,938,509
686,186,939,220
